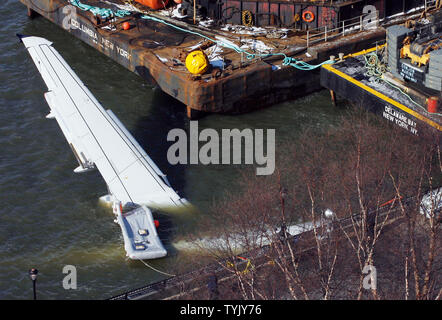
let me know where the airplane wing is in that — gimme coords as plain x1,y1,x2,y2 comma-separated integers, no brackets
19,35,187,210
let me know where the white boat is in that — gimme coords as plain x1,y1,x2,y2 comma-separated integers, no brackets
19,35,189,260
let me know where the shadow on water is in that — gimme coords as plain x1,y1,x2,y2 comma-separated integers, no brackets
132,88,188,197
131,89,191,257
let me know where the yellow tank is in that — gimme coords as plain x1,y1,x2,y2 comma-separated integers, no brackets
185,50,209,75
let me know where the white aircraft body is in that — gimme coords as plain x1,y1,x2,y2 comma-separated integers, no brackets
19,35,188,260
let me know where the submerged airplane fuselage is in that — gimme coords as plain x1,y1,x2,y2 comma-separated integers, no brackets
19,35,188,260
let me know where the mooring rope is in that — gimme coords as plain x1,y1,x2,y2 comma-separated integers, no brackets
68,0,333,70
136,257,176,277
364,51,387,81
69,0,131,18
66,1,441,116
382,77,442,116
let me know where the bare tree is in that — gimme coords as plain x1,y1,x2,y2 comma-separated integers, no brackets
188,110,441,300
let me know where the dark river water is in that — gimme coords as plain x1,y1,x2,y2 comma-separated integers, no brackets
0,0,350,299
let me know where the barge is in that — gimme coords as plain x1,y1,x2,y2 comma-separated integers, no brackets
321,5,442,136
20,0,432,117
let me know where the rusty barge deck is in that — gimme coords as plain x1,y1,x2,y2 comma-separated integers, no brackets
20,0,419,117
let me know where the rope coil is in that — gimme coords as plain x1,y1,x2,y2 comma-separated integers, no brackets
241,10,253,27
364,52,387,81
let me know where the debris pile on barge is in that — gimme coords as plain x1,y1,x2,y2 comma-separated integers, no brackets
21,0,431,117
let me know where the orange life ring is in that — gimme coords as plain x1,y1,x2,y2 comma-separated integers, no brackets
302,10,315,23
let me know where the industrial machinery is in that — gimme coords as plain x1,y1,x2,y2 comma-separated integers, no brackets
386,9,442,91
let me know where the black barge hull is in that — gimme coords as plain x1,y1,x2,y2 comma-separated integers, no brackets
320,48,442,136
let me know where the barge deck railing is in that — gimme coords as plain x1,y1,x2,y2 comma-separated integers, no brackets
305,13,375,48
305,2,436,48
425,0,438,11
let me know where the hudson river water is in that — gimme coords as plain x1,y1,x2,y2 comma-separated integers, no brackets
1,0,349,299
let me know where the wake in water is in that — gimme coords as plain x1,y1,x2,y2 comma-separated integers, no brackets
172,218,332,254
